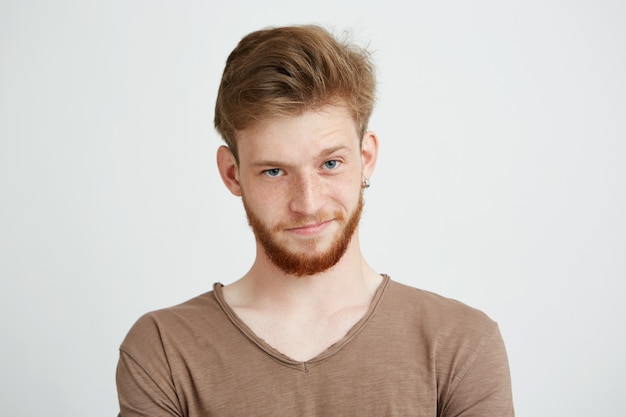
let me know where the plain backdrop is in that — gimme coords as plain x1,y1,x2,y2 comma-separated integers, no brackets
1,1,625,416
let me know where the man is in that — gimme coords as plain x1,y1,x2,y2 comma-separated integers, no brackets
116,25,514,416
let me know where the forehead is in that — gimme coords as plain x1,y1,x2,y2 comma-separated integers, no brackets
236,105,360,163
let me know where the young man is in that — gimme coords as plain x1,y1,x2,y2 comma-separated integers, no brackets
116,25,514,416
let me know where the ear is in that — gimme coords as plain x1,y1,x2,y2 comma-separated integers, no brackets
216,146,242,197
360,131,379,180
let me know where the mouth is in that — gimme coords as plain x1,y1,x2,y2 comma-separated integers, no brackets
285,219,334,236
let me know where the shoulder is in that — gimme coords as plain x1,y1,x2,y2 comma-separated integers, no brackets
380,278,511,405
378,278,501,368
382,278,496,333
119,288,224,358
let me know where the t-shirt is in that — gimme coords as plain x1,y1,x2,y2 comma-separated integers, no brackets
116,275,514,416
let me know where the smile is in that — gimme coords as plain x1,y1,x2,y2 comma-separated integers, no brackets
285,219,334,236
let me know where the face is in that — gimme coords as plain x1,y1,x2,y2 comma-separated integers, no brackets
217,105,378,276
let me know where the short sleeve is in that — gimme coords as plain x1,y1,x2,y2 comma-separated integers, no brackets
440,324,515,416
116,315,183,417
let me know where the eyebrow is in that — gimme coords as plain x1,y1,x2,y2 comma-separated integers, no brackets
251,145,349,168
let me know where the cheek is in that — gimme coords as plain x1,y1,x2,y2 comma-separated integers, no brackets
250,183,284,202
330,181,362,207
241,182,285,214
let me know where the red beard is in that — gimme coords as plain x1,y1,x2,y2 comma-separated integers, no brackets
243,194,364,276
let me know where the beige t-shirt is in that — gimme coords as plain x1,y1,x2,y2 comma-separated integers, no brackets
117,276,514,416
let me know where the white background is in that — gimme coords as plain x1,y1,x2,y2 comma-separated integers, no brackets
1,1,625,416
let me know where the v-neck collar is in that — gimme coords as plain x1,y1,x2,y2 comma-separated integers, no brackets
212,274,390,372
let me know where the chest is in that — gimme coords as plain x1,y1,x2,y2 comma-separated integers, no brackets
232,304,371,362
172,329,438,417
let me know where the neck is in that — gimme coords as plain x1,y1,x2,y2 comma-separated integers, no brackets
225,230,381,312
220,230,383,362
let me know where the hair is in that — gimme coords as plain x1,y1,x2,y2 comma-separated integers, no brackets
214,25,376,162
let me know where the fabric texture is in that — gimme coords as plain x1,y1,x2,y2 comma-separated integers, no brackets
116,275,514,416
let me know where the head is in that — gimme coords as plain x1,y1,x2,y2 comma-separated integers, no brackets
214,24,376,163
214,25,378,276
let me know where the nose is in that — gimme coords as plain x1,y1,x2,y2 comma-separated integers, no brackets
288,172,323,215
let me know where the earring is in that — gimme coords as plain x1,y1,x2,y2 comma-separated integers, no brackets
362,178,371,189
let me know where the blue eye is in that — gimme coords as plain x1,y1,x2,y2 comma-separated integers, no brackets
264,168,282,177
323,160,340,169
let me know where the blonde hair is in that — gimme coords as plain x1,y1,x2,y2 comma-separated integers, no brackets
214,25,376,161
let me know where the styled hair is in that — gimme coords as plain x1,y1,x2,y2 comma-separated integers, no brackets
214,25,376,161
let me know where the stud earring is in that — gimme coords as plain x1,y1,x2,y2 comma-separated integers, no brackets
362,178,371,189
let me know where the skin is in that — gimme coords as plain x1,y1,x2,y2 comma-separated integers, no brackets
216,104,381,361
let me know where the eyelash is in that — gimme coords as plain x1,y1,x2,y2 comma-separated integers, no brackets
263,168,283,177
262,159,342,177
323,159,341,170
